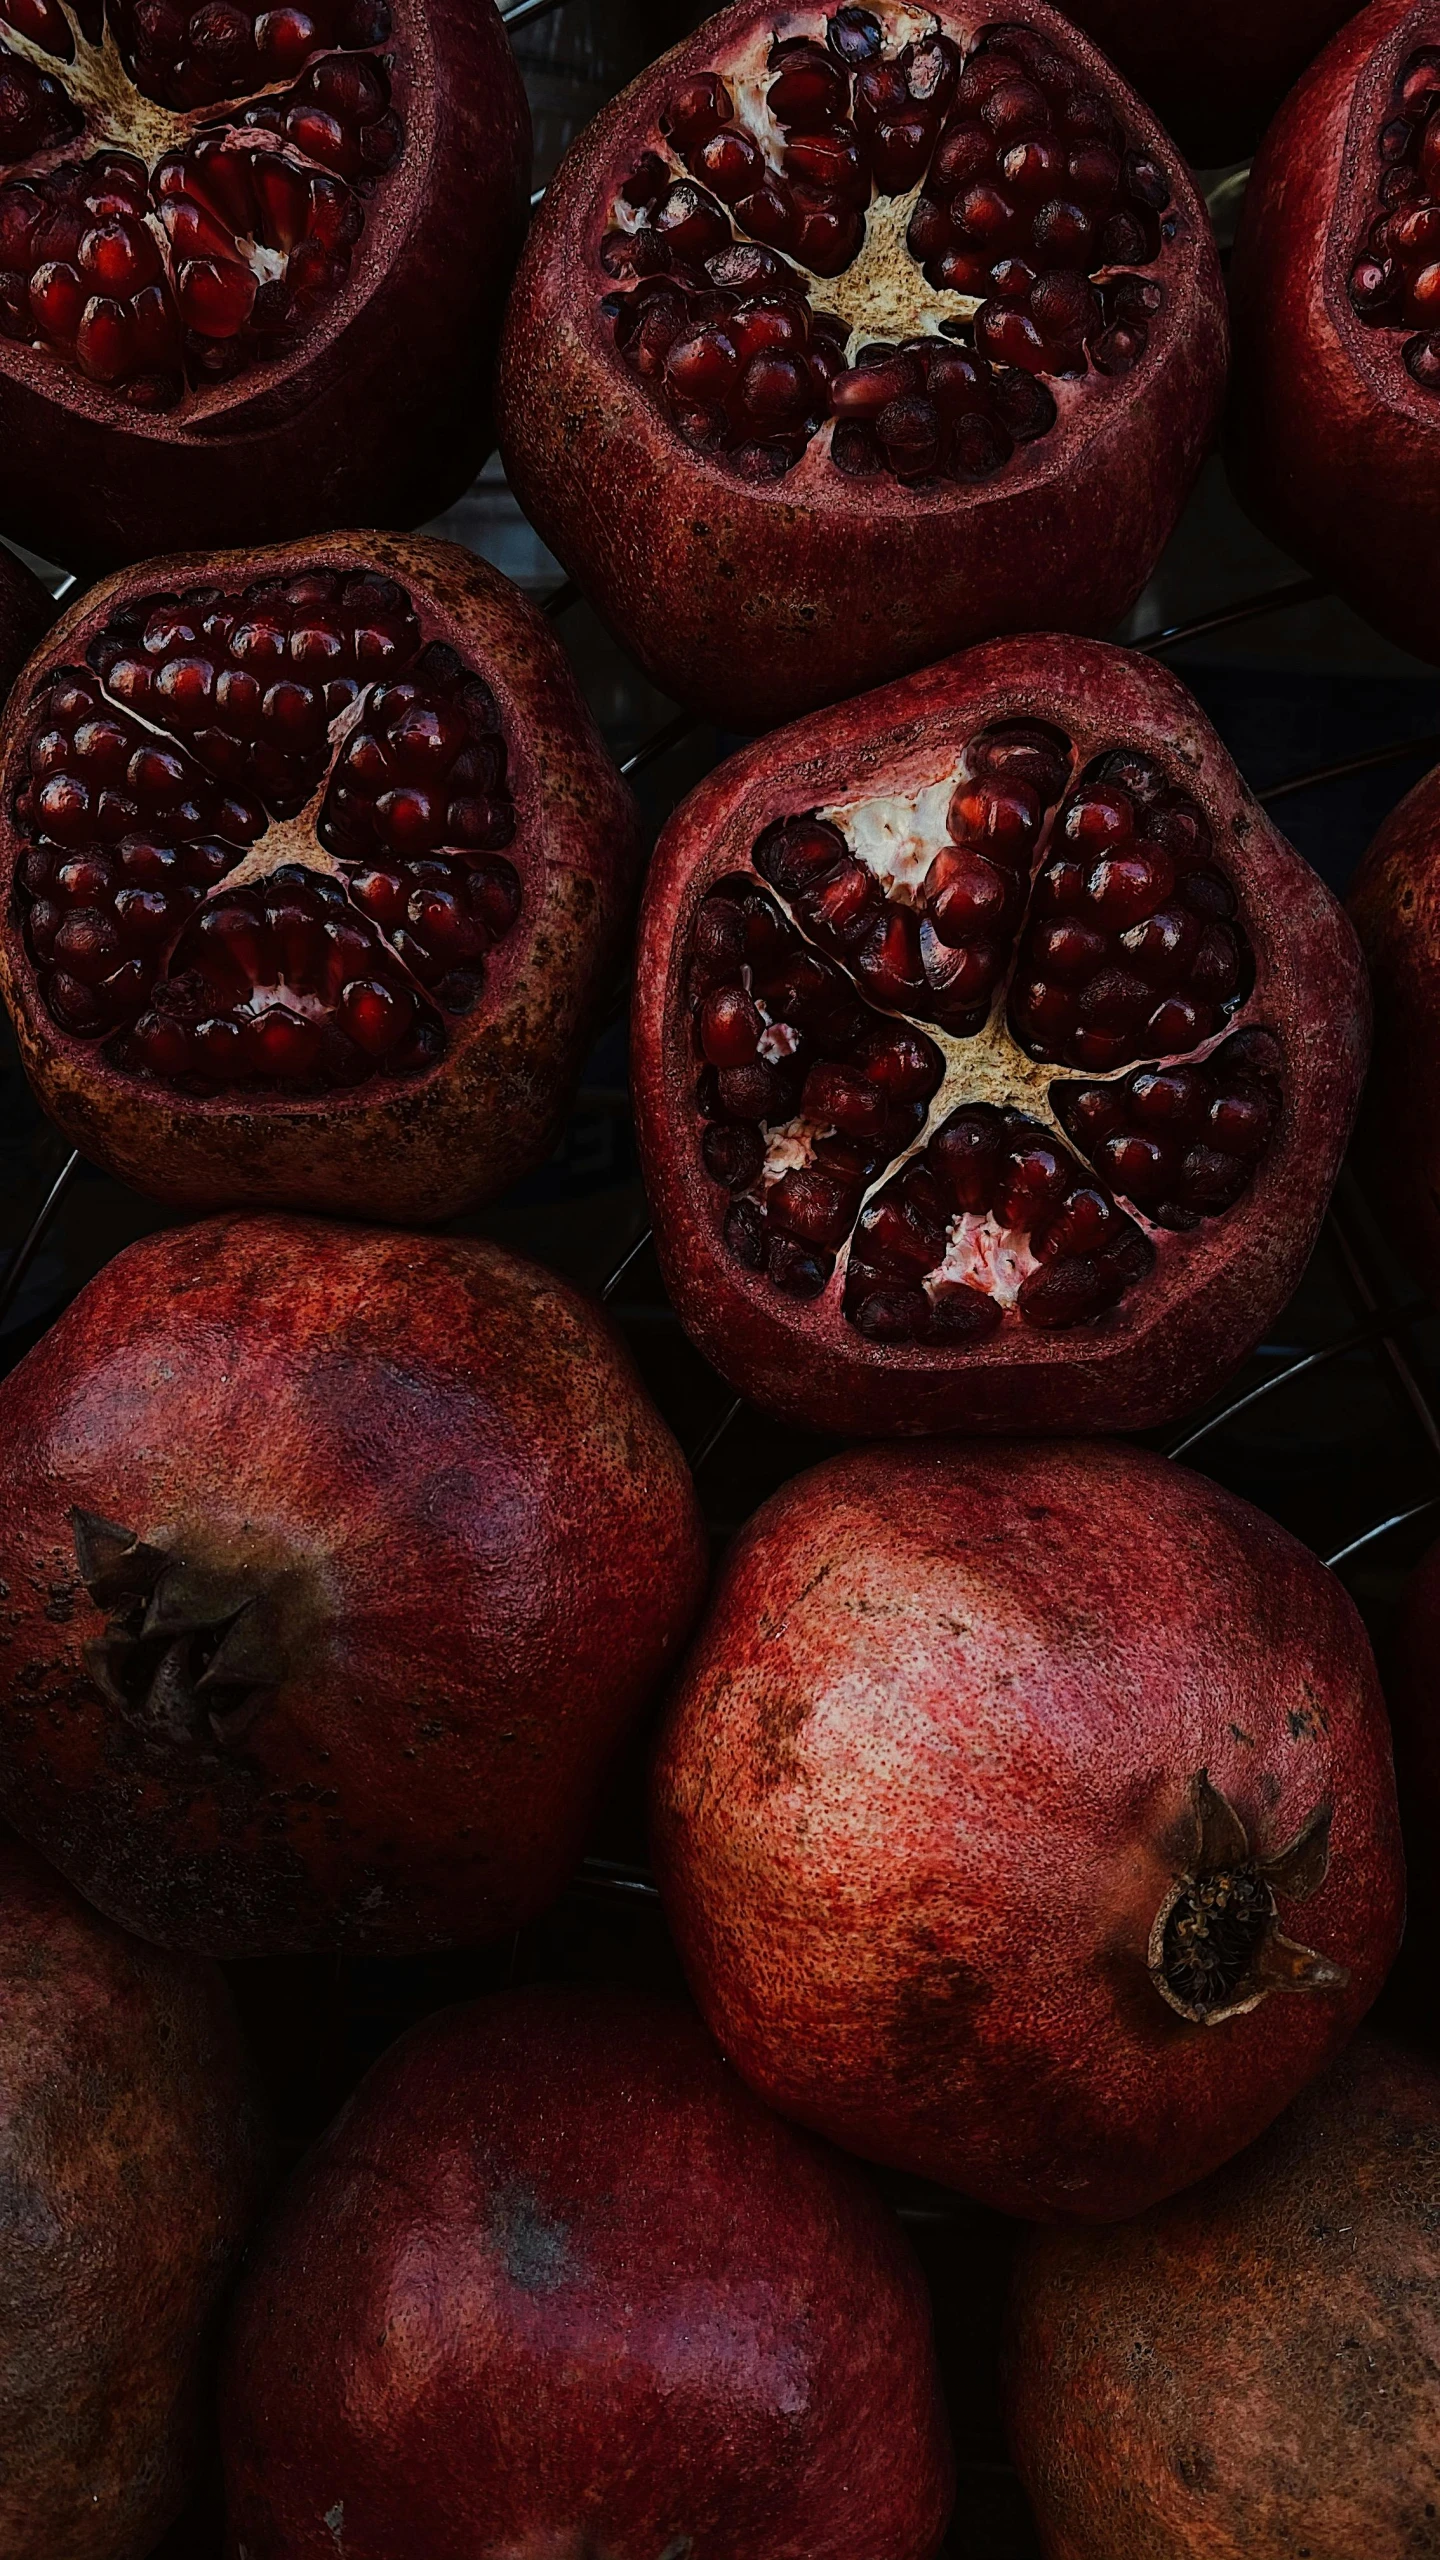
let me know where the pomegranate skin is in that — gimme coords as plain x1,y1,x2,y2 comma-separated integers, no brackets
0,1826,269,2560
1348,762,1440,1292
496,0,1227,733
1062,0,1359,167
1003,2036,1440,2558
0,533,642,1224
632,634,1368,1437
650,1440,1404,2222
1228,0,1440,663
0,0,530,573
0,1213,708,1956
221,1987,954,2559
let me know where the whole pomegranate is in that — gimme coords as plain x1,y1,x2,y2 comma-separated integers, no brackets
0,0,529,570
498,0,1227,730
1004,2035,1440,2557
221,1987,955,2558
1228,0,1440,664
0,1825,269,2560
650,1440,1404,2221
0,534,640,1222
1348,761,1440,1292
0,1213,707,1956
1061,0,1359,168
631,635,1366,1437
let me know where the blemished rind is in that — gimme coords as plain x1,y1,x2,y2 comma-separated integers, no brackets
1227,0,1440,663
0,0,531,570
0,533,643,1223
1060,0,1359,166
1349,759,1440,1292
220,1987,955,2558
1003,2036,1440,2558
497,0,1228,732
631,632,1369,1437
0,1214,709,1956
649,1440,1404,2222
0,1828,270,2560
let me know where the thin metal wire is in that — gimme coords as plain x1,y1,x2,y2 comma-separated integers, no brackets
1165,1302,1433,1459
542,577,579,617
689,1395,743,1470
529,181,548,209
501,0,573,29
1130,575,1327,657
620,709,699,779
1327,1499,1440,1571
576,1854,661,1899
0,1149,80,1328
600,1227,654,1301
1258,732,1440,805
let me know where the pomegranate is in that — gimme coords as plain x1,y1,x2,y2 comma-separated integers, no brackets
1004,2034,1440,2557
0,1212,707,1955
497,0,1227,731
0,534,641,1222
650,1439,1405,2222
0,1824,269,2560
221,1986,955,2557
1061,0,1360,169
1228,0,1440,664
0,0,528,571
1348,760,1440,1293
631,635,1366,1437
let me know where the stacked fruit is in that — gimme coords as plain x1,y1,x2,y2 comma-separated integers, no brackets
0,0,1438,2553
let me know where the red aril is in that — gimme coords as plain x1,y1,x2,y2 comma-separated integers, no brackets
0,0,528,568
0,1825,269,2560
631,634,1366,1437
1229,0,1440,663
220,1988,955,2557
1348,757,1440,1291
1060,0,1360,167
497,0,1227,729
0,534,640,1222
0,1213,707,1956
650,1440,1404,2221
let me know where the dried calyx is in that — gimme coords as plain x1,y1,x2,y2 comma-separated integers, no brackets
1348,44,1440,391
690,719,1280,1342
602,8,1175,488
1149,1770,1348,2026
71,1501,287,1748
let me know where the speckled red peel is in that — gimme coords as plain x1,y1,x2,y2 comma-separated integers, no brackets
0,0,529,569
1228,0,1440,663
0,1826,269,2560
631,634,1367,1438
1348,760,1440,1292
650,1440,1405,2223
0,1214,708,1956
0,533,641,1223
220,1988,955,2560
497,0,1227,731
1061,0,1359,168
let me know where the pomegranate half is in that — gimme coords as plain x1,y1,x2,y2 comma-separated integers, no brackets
0,1824,269,2560
0,1213,708,1955
650,1440,1404,2222
497,0,1227,731
1347,757,1440,1293
631,635,1366,1437
221,1988,955,2558
1228,0,1440,663
1004,2035,1440,2558
0,0,528,570
1061,0,1360,169
0,533,641,1221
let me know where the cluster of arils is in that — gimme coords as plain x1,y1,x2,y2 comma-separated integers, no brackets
1348,44,1440,388
685,719,1282,1335
0,4,402,406
13,567,521,1091
600,9,1173,483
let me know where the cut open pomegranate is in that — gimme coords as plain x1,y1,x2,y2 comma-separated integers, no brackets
632,635,1367,1436
0,0,529,566
499,0,1227,730
1229,0,1440,664
0,533,641,1221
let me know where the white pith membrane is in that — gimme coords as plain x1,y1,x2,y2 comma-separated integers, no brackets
0,0,402,407
685,720,1284,1343
601,1,1176,484
1346,41,1440,393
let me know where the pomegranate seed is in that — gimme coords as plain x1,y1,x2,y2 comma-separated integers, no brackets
176,256,257,336
703,1122,764,1187
132,1012,194,1075
925,845,1010,942
929,1109,1004,1212
801,1060,885,1137
241,1004,322,1077
769,1166,858,1250
1017,1254,1125,1327
698,985,762,1066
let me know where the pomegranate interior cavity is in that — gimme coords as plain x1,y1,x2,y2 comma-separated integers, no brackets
1347,41,1440,387
690,722,1277,1346
603,11,1173,488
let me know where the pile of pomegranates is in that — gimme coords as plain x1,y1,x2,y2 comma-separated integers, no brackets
0,534,640,1221
221,1988,955,2556
651,1439,1404,2220
633,635,1367,1434
0,1213,706,1954
0,0,529,567
500,0,1227,728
